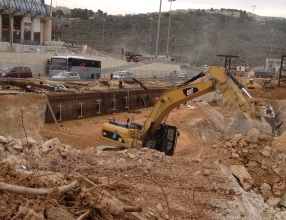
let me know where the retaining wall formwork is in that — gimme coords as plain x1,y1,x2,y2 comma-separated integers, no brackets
45,88,166,122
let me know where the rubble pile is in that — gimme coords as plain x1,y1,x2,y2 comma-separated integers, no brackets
0,134,286,219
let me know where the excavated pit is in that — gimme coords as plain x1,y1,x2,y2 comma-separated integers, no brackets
1,78,286,219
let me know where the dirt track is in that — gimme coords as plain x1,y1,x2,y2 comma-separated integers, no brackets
1,77,286,219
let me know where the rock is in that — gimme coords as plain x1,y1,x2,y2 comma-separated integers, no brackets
272,166,282,175
225,141,233,147
42,138,60,153
231,152,240,158
230,134,242,146
3,155,25,166
279,193,286,207
272,182,285,197
258,134,273,142
267,196,281,207
128,153,136,159
246,128,260,143
248,143,258,149
240,139,248,147
203,169,210,176
6,141,15,149
13,145,23,151
277,153,286,162
246,161,258,167
229,165,254,190
260,183,272,201
192,158,202,163
44,207,75,220
26,137,36,146
260,183,272,191
156,203,163,212
261,188,273,201
261,150,271,157
0,136,8,144
6,135,13,143
0,147,6,159
13,139,22,145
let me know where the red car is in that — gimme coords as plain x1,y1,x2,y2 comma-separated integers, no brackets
0,66,33,78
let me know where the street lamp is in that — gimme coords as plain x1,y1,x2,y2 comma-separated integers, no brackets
149,17,153,55
166,0,175,54
155,0,162,59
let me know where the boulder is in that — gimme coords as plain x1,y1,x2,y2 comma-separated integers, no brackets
0,136,8,144
230,134,242,146
246,128,260,143
279,193,286,207
42,138,61,153
230,165,254,190
267,196,281,207
260,183,272,201
26,137,36,146
272,182,285,197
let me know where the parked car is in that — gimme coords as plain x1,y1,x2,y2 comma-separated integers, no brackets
25,48,41,53
51,71,80,80
177,72,187,79
0,66,33,78
112,71,134,80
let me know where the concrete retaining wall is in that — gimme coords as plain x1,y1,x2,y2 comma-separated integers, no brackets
45,88,165,122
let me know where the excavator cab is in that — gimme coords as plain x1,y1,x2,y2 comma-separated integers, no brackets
144,124,177,156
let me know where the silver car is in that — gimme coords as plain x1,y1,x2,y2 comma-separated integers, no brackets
51,71,80,80
112,71,134,80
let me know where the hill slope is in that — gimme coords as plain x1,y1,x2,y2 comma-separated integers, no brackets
60,10,286,66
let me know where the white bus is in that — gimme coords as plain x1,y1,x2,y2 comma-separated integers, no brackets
49,56,101,80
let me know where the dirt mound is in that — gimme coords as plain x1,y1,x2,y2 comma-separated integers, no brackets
185,102,228,141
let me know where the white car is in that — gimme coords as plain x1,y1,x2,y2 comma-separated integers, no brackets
51,71,80,80
25,48,41,53
112,71,134,80
177,72,187,78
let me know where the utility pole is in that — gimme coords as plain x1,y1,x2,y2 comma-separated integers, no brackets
278,55,286,87
217,54,239,70
102,19,106,44
50,0,53,17
155,0,162,59
166,0,175,54
250,5,256,14
149,17,153,55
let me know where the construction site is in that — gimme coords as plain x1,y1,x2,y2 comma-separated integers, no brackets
1,52,286,220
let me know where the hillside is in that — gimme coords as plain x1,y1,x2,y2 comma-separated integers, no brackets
59,9,286,66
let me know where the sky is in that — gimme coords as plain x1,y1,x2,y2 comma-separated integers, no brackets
54,0,286,18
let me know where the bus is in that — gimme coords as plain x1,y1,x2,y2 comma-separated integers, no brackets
49,56,101,80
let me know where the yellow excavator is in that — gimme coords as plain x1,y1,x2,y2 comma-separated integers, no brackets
125,51,142,62
100,66,272,156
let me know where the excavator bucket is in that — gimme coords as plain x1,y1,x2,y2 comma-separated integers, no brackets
226,112,273,137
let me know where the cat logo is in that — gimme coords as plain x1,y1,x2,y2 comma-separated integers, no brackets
183,87,199,96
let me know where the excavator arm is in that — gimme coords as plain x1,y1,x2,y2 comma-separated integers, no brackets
101,66,265,156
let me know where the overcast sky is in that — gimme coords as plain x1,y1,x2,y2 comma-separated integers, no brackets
55,0,286,18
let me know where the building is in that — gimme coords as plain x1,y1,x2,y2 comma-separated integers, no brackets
0,0,51,45
265,59,281,72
